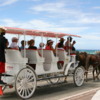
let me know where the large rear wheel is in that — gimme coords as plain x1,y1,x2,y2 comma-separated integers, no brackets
15,67,37,99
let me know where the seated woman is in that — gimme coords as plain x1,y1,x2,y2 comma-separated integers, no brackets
27,39,37,70
28,39,37,49
45,40,54,50
45,40,56,55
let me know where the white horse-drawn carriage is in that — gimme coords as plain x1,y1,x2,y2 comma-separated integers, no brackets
0,27,85,99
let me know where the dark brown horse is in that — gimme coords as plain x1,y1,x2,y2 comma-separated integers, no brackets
86,54,100,81
76,52,100,81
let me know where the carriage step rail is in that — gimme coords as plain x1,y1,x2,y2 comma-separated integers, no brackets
37,74,67,81
1,74,13,77
37,81,68,89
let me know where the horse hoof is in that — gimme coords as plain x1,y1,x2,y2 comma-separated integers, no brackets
85,79,88,82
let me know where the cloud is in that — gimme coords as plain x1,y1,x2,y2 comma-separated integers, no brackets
30,1,100,25
93,6,100,9
0,18,89,34
81,34,100,40
64,17,100,24
30,2,67,13
0,0,18,6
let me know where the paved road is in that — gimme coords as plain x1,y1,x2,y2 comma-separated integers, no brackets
0,74,100,100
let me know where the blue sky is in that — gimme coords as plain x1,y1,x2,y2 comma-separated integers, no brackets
0,0,100,49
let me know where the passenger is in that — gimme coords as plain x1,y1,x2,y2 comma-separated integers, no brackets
55,38,65,49
72,40,76,51
45,39,56,55
65,36,72,51
0,27,7,84
38,42,45,49
45,40,54,50
20,40,26,50
10,37,19,49
28,39,37,49
64,36,76,53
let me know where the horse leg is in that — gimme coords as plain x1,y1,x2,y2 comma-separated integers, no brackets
85,71,88,82
93,66,97,81
85,66,89,82
96,66,100,80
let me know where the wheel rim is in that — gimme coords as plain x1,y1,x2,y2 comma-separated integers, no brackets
16,68,36,99
48,73,60,84
74,67,84,86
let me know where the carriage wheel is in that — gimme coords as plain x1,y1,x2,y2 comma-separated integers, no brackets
73,66,85,87
15,67,37,99
48,73,60,84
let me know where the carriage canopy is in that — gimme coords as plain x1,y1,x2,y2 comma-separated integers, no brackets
4,26,81,38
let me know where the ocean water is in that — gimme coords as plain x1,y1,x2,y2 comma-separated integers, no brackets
77,49,100,54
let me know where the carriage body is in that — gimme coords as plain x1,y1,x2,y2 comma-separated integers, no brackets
0,26,84,99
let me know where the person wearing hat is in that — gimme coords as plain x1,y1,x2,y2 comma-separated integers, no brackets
55,38,65,49
45,39,54,50
0,27,7,84
45,39,56,55
10,37,19,49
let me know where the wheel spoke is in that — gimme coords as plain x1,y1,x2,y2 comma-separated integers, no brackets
26,88,31,96
22,88,25,97
27,76,35,82
17,85,23,91
18,87,23,95
27,82,35,89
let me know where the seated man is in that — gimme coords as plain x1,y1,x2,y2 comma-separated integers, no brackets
20,40,26,50
55,38,65,50
10,37,19,49
64,36,76,54
38,42,45,49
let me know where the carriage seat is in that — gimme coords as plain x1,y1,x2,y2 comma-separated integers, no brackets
56,49,69,62
5,49,28,64
21,49,44,64
39,49,58,63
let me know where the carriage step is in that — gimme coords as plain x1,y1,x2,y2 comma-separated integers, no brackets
1,74,13,77
0,84,13,88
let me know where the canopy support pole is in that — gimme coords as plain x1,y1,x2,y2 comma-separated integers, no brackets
23,30,26,58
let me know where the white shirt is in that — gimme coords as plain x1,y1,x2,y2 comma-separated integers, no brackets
10,42,19,49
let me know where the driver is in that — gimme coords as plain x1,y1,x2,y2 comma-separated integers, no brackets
0,27,7,84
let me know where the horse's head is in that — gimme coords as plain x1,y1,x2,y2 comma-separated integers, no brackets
76,52,87,66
